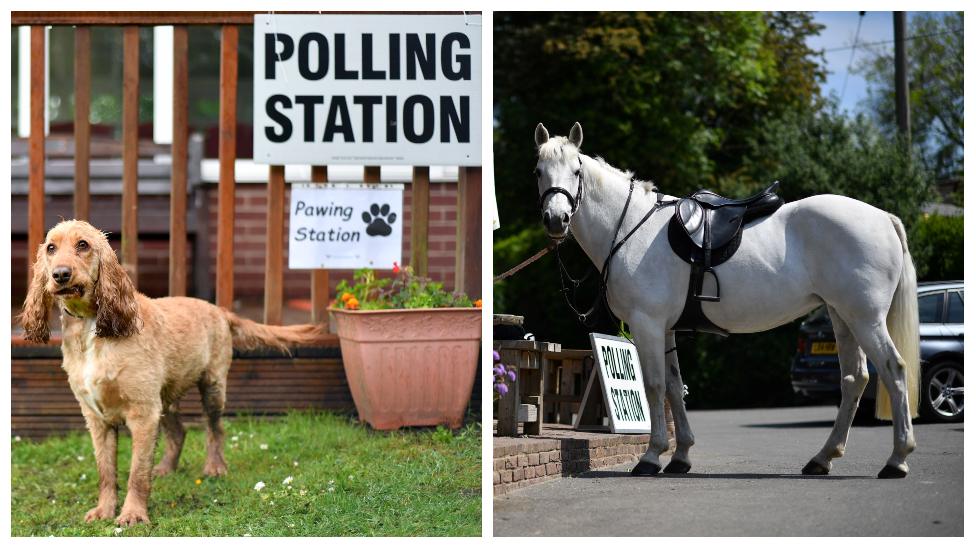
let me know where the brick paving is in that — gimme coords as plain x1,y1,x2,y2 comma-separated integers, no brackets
493,424,672,495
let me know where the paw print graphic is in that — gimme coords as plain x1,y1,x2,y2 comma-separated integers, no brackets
362,204,397,237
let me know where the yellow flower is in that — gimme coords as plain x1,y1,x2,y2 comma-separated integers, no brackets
195,478,202,485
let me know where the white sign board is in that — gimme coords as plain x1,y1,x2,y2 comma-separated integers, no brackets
253,14,481,166
289,183,403,270
588,333,652,434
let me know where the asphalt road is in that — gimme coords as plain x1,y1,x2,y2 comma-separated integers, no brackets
494,406,963,536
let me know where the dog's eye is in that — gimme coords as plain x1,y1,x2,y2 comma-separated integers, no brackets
76,240,89,251
46,243,56,255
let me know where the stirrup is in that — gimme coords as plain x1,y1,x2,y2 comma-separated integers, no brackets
693,268,721,302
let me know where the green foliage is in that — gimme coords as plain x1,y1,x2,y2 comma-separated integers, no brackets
910,214,964,281
743,105,933,230
335,267,474,310
858,12,964,180
11,412,481,536
493,13,939,410
494,12,828,351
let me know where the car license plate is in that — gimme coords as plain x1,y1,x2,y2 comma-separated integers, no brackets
810,341,837,355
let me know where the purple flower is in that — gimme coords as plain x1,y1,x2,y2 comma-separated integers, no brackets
495,383,509,396
492,351,501,362
506,370,516,381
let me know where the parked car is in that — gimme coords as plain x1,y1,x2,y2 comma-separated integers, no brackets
791,281,963,423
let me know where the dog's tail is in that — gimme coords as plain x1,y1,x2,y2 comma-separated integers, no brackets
223,311,327,354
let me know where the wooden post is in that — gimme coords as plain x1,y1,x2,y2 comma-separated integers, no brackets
121,26,140,284
410,167,430,277
264,165,285,325
73,27,91,221
216,25,238,309
364,166,381,184
27,26,46,278
310,166,330,323
455,166,482,298
169,25,189,296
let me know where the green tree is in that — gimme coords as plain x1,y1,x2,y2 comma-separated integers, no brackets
494,12,827,350
858,12,963,181
493,12,936,410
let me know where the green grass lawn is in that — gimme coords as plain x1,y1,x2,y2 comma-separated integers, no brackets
11,411,481,536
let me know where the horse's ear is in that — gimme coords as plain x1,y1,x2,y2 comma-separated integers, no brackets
569,122,583,148
534,123,550,147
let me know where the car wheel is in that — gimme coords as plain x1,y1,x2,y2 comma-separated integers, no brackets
919,362,964,423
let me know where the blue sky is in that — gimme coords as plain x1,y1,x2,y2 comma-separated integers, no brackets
808,11,946,115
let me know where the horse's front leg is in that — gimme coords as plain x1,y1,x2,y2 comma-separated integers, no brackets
630,318,670,476
662,331,695,474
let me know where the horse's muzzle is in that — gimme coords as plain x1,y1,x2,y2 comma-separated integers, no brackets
542,210,570,239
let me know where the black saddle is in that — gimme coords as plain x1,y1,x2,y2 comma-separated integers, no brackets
667,182,783,335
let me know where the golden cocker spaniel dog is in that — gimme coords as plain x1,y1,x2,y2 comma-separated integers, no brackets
22,220,324,526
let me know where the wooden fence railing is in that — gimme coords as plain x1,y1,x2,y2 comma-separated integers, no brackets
13,11,482,326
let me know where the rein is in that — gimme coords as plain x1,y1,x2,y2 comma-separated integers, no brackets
552,172,676,327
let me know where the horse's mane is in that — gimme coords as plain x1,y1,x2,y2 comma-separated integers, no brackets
592,156,657,192
538,137,657,192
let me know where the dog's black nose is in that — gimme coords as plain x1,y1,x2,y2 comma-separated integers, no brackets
52,266,72,285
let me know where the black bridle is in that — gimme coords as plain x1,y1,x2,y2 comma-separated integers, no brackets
538,156,585,217
539,157,676,327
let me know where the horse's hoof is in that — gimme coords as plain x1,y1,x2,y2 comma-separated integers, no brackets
663,459,691,474
877,464,908,479
801,459,830,475
631,461,661,476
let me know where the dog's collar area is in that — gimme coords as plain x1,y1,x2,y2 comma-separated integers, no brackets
62,307,85,319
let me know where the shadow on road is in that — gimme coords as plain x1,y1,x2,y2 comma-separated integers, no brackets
578,470,873,480
741,419,834,429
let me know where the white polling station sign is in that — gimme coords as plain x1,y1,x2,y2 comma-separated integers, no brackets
253,14,481,166
288,183,403,270
586,333,652,434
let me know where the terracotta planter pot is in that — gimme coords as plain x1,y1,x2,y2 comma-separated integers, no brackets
331,307,482,430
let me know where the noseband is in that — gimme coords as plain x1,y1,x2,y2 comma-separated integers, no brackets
538,157,584,218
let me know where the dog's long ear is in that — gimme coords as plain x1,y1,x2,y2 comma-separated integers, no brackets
22,244,52,343
94,243,139,338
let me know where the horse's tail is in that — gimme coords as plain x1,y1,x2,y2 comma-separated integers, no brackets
876,214,920,420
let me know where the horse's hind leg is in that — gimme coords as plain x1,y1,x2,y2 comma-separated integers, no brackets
662,331,694,474
629,318,670,476
848,320,916,478
802,306,868,475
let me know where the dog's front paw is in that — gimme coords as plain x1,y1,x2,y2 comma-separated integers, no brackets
203,460,228,477
84,504,115,522
115,506,150,526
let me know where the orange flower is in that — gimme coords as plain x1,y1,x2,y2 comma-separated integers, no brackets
341,292,354,303
392,261,400,274
346,297,360,310
474,299,482,308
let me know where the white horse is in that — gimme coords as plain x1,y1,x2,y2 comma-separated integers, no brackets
533,122,920,478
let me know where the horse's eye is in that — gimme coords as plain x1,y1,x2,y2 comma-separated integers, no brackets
46,243,56,254
534,168,542,178
76,240,89,251
573,169,581,176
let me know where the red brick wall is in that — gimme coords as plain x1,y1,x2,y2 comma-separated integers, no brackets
11,181,461,312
